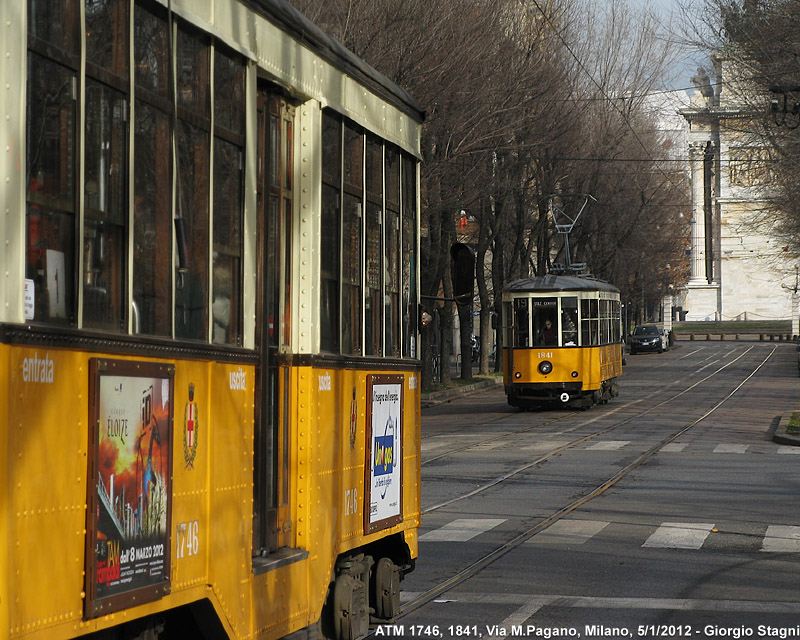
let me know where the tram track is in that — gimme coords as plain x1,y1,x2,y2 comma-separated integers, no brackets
399,344,776,620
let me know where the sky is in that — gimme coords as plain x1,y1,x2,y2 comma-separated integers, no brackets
651,0,708,92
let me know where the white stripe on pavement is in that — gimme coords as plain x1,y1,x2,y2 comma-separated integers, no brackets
419,518,506,542
585,441,630,451
660,443,688,452
713,444,748,454
642,522,715,549
762,525,800,553
529,519,609,545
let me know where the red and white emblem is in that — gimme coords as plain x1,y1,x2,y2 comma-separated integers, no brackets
184,383,199,469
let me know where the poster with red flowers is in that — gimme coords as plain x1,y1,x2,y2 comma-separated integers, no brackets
85,359,174,618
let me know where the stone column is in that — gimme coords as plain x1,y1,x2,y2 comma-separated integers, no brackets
688,141,707,283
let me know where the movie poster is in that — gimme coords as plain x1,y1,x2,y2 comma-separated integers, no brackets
365,375,404,534
86,360,174,617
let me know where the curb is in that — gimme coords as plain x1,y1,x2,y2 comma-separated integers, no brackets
773,413,800,447
421,377,502,407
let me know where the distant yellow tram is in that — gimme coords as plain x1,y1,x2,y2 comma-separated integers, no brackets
501,275,623,409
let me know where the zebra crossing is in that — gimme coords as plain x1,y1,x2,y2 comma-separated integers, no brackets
421,438,800,455
419,517,800,552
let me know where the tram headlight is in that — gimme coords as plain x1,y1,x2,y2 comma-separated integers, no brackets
538,361,553,375
571,371,579,378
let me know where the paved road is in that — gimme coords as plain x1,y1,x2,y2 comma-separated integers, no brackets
392,342,800,640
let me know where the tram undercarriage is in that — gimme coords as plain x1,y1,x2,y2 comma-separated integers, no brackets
507,378,619,409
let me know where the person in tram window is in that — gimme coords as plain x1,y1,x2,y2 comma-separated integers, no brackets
538,318,557,346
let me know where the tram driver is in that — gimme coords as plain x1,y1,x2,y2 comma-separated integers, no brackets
538,318,558,346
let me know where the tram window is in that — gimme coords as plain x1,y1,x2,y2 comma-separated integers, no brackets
561,297,578,346
365,136,383,356
25,53,77,325
342,125,363,355
513,298,530,347
133,103,171,335
212,139,242,344
402,155,418,358
174,27,210,341
212,49,245,345
83,81,128,330
28,0,79,55
385,209,401,358
532,298,557,346
132,3,171,335
385,147,401,357
581,299,599,346
133,3,169,99
174,122,210,340
320,112,341,353
86,0,129,78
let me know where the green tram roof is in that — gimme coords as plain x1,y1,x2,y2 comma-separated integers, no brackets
505,275,619,295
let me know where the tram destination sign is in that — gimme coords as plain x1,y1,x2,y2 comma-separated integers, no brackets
365,374,404,534
85,359,175,618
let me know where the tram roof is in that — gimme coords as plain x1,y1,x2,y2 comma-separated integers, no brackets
505,275,619,295
252,0,426,123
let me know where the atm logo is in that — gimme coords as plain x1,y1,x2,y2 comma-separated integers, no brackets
374,435,394,476
22,352,54,384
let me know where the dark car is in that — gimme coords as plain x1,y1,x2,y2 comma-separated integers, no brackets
629,324,668,354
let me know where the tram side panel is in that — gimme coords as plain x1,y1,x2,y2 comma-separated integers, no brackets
6,346,89,638
302,366,421,634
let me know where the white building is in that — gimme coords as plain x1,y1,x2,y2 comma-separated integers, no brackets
679,58,797,323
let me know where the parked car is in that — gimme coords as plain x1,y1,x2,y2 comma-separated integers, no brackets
629,324,668,354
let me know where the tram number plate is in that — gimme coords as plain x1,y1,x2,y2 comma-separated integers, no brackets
176,520,199,558
538,352,553,359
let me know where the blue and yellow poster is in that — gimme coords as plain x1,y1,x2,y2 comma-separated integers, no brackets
366,375,403,532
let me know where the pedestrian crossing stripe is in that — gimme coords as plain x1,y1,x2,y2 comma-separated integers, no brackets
420,518,800,551
419,518,506,542
643,522,715,549
529,519,609,545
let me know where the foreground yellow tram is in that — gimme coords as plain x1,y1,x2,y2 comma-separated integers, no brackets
501,275,623,409
0,1,423,638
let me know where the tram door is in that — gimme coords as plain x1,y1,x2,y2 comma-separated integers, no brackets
254,87,294,553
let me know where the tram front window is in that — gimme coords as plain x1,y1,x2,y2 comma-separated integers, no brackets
532,298,557,346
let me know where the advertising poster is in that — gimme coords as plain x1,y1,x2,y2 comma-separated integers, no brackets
365,375,404,534
86,359,174,618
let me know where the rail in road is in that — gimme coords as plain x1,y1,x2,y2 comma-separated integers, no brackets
388,343,799,637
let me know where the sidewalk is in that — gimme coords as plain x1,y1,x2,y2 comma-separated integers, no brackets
421,376,502,407
774,413,800,447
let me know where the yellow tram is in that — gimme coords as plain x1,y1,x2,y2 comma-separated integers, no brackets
501,275,623,409
0,1,423,638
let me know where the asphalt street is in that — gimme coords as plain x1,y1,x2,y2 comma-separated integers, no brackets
393,342,800,640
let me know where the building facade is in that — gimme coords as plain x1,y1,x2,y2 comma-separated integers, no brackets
680,58,797,323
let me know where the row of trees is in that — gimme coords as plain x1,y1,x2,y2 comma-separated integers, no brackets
294,0,692,385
